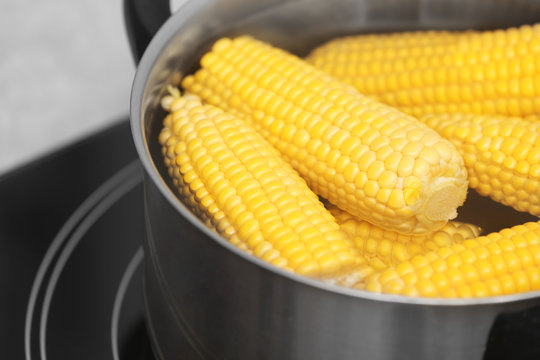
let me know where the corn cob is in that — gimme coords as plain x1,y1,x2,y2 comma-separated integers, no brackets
306,24,540,118
307,29,464,77
362,221,540,298
182,36,468,235
327,203,481,270
159,91,361,277
423,113,540,216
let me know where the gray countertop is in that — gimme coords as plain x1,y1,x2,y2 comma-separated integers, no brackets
0,0,136,174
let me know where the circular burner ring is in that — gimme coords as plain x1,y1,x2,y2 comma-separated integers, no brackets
24,161,155,360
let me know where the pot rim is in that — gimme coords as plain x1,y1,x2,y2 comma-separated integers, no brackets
129,3,540,307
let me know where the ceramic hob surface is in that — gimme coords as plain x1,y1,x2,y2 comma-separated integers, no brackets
1,121,154,360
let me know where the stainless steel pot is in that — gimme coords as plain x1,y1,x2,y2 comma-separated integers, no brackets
125,1,540,359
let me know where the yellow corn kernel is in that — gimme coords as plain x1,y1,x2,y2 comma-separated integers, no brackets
183,36,468,235
159,91,359,277
307,24,540,117
363,221,540,298
327,203,481,270
423,113,540,216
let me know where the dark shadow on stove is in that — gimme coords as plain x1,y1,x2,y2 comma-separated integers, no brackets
120,319,157,360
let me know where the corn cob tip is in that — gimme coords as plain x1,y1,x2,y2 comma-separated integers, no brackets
161,86,183,111
325,262,375,288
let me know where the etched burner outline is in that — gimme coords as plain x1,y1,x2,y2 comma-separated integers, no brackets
112,247,144,360
24,161,143,360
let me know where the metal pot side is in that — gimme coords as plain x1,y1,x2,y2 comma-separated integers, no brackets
130,0,540,359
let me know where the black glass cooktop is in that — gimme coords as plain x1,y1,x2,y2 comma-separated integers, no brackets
0,120,155,360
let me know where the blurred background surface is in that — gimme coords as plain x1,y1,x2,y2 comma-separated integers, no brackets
0,0,135,174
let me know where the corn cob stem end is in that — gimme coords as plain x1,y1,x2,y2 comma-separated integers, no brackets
422,177,467,222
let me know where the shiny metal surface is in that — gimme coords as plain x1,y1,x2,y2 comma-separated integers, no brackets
130,0,540,359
